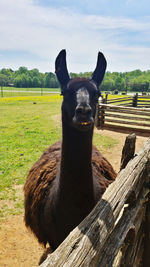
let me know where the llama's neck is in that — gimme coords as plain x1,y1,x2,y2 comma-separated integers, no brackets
58,120,95,205
61,121,93,174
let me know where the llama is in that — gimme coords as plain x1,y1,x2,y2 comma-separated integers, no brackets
24,50,116,252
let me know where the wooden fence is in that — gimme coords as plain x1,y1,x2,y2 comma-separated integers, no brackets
40,137,150,267
137,95,150,108
102,94,150,108
96,102,150,137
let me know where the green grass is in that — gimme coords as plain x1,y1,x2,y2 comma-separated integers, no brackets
0,95,118,219
93,133,118,151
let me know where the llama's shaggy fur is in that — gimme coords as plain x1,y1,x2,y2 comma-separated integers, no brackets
24,50,116,252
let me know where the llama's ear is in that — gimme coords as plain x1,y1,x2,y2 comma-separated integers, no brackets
91,52,107,87
55,49,70,93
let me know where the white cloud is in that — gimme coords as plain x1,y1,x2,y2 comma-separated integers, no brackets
0,0,150,72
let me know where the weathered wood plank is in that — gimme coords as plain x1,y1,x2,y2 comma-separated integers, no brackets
103,124,150,137
100,103,150,113
105,112,150,122
40,139,150,267
106,97,132,101
94,103,100,128
116,103,132,107
107,99,132,104
105,118,150,127
98,190,146,267
137,104,150,107
105,108,150,116
120,133,136,170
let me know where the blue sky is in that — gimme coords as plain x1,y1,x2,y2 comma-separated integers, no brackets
0,0,150,72
36,0,150,17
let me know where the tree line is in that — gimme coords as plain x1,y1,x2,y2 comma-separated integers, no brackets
0,67,59,88
0,67,150,92
70,69,150,92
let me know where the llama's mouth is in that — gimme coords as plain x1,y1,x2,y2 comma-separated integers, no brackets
72,116,94,131
73,120,93,131
80,122,91,126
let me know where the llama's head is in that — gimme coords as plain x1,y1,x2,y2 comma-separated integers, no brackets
55,50,107,131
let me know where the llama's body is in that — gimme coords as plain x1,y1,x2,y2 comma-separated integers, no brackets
24,50,116,251
24,142,115,250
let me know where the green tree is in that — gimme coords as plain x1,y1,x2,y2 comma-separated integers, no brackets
44,74,51,88
0,74,8,85
17,66,28,74
114,76,125,91
32,76,40,87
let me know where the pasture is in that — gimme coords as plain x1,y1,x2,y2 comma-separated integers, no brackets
0,95,118,220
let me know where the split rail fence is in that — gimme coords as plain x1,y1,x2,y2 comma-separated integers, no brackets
95,94,150,137
40,137,150,267
102,94,150,108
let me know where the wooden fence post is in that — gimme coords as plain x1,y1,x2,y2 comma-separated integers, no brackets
96,96,107,129
105,93,108,103
99,98,106,129
120,133,136,170
95,103,100,128
133,93,138,107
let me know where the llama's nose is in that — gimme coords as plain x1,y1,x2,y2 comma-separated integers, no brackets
75,104,92,120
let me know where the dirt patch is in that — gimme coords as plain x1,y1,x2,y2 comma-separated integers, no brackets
0,215,44,267
0,130,148,266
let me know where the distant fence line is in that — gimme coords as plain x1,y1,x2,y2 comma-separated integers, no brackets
96,94,150,137
0,86,60,97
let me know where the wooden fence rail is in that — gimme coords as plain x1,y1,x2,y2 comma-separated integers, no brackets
105,97,133,106
96,103,150,137
40,138,150,267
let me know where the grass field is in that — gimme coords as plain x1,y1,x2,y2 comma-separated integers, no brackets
0,95,118,219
